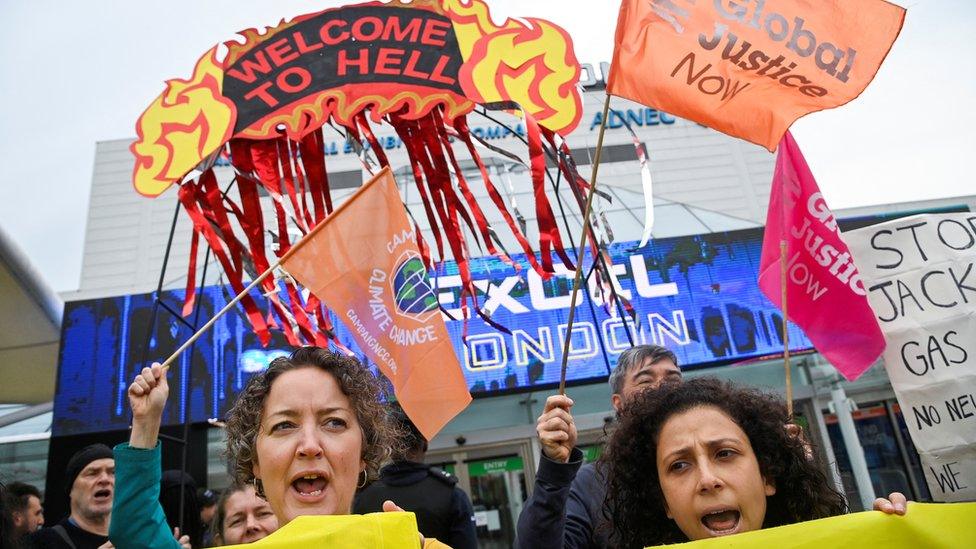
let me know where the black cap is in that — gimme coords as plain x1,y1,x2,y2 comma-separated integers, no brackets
64,444,114,496
197,487,217,507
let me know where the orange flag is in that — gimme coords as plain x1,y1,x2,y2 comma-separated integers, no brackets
281,167,471,439
607,0,905,151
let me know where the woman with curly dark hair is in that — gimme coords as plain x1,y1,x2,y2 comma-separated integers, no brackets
222,346,400,521
603,377,906,548
109,346,451,548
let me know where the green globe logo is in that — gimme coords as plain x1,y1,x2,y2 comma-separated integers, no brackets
392,253,438,320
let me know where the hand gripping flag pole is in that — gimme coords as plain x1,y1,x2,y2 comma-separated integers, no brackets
558,94,612,395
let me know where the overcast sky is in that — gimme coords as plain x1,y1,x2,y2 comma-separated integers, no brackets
0,0,972,293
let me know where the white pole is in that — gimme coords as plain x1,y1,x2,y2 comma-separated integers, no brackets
830,379,876,510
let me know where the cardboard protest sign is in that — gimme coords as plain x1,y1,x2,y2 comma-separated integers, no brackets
845,213,976,502
666,502,976,548
607,0,904,150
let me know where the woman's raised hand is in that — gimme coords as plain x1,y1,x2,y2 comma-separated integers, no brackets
127,362,169,448
873,492,908,515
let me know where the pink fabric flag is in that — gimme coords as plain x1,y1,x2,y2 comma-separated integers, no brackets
758,132,885,381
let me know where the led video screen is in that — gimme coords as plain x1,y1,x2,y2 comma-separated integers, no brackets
53,227,811,435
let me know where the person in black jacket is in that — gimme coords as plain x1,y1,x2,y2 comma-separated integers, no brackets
353,403,477,549
516,345,681,549
29,444,115,549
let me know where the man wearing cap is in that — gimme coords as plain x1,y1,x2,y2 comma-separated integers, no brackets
7,481,45,541
197,487,217,547
30,444,115,549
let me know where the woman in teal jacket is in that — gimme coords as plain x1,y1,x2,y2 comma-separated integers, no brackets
109,362,190,549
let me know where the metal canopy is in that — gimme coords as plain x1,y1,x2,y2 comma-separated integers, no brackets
0,225,61,403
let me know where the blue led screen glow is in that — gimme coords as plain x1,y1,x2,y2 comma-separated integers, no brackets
53,227,811,435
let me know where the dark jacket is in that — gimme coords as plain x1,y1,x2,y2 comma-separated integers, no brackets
353,461,478,549
515,448,612,549
28,518,109,549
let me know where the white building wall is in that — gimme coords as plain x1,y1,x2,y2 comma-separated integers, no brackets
69,89,778,301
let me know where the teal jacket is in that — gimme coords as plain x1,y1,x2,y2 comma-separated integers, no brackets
110,443,181,549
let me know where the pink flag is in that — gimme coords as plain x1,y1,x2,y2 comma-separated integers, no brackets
758,132,884,380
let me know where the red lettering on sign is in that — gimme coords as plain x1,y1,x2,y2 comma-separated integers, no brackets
294,31,323,54
429,54,456,85
376,48,405,76
421,20,450,47
320,20,349,46
244,81,278,106
226,51,273,84
352,16,383,41
403,50,430,79
382,16,423,42
267,38,299,66
277,66,312,93
338,48,370,76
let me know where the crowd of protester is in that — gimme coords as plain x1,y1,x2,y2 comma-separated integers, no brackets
0,345,911,548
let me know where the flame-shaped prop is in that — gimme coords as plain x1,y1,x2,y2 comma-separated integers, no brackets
132,0,599,348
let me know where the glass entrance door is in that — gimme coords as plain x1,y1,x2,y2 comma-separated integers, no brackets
466,455,527,549
824,400,930,509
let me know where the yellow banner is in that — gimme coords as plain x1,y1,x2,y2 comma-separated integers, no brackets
659,503,976,548
224,512,420,549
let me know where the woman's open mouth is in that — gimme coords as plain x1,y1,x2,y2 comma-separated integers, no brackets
700,509,741,536
291,473,328,501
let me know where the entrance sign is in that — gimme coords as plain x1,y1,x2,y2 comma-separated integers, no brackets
607,0,905,150
845,213,976,502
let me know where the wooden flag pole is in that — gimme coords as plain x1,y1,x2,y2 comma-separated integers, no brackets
780,240,793,417
558,94,612,395
160,258,282,371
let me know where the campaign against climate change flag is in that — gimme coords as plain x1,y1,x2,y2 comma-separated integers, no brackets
758,133,884,381
845,213,976,502
281,168,470,440
607,0,905,150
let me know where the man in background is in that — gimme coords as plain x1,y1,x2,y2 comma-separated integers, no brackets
30,444,114,549
7,481,45,541
517,344,681,549
197,488,217,547
354,403,478,549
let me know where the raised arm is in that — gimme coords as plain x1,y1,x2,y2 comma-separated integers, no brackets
516,394,597,549
109,363,187,549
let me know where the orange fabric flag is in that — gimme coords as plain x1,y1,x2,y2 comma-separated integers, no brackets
281,167,471,439
607,0,905,151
